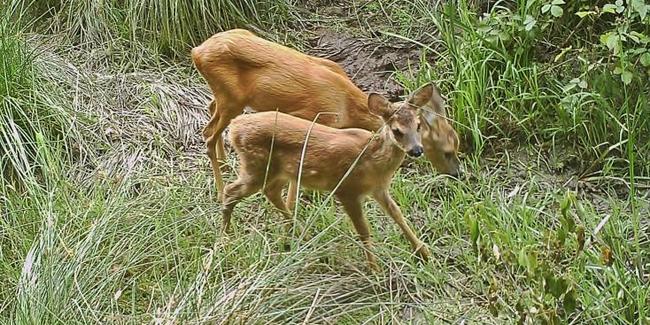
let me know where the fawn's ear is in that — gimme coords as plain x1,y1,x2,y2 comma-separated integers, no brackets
416,83,447,125
368,93,392,120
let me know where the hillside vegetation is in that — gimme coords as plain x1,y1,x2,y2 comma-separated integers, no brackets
1,0,648,323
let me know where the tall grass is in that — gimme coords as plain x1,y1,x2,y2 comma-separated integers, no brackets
0,1,72,189
27,0,296,56
1,0,648,324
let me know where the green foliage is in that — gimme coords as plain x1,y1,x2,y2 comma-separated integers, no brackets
22,0,295,56
0,1,71,189
394,0,650,177
582,1,650,85
1,0,648,324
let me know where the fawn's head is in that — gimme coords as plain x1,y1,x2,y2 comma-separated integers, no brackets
368,90,424,158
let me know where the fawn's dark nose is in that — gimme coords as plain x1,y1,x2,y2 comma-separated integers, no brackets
407,146,424,157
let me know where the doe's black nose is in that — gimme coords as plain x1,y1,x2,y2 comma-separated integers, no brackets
408,146,424,157
447,167,464,178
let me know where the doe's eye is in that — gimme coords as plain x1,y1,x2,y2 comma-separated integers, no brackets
416,124,422,132
392,128,403,137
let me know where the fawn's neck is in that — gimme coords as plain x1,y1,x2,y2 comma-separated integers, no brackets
367,126,406,174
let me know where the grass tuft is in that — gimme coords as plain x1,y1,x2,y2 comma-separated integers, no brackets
1,1,648,324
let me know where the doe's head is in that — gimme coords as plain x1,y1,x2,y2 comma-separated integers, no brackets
415,84,461,177
368,84,462,177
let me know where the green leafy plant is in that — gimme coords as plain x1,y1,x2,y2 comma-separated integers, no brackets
578,1,650,85
542,0,567,18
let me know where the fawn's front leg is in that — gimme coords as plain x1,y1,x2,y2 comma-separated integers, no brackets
372,189,431,262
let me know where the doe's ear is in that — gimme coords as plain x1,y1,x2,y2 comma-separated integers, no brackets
408,84,433,107
429,83,447,117
416,83,448,125
367,93,392,119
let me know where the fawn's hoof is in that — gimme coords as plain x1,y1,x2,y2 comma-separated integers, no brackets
415,245,432,262
368,261,381,273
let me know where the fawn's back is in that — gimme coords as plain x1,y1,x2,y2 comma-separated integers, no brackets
229,112,401,194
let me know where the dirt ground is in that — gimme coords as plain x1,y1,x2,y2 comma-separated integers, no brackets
307,29,425,101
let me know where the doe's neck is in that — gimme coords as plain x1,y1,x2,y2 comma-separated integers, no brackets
343,93,383,131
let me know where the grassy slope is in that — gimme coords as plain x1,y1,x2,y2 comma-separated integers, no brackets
1,0,648,324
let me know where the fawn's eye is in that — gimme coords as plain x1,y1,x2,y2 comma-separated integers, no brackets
392,128,403,137
417,123,422,132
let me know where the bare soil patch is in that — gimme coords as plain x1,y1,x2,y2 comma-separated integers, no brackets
307,29,425,101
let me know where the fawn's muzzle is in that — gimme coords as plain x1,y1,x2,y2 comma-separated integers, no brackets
407,146,424,157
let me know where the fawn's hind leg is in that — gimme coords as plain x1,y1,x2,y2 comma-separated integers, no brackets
338,195,379,272
264,179,294,250
221,176,262,233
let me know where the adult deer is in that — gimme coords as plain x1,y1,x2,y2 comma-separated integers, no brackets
223,86,437,270
191,29,461,203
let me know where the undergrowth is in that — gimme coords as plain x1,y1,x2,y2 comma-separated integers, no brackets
1,0,648,324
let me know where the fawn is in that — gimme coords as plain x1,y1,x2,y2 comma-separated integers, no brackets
221,84,441,270
191,29,461,203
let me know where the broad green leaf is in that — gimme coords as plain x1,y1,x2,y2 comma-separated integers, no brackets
602,4,618,13
614,66,623,74
629,31,649,44
557,226,567,244
560,191,573,217
552,0,565,4
518,248,528,268
526,251,538,274
632,0,648,19
621,70,633,84
551,5,564,17
470,219,479,244
524,15,536,31
641,52,650,67
525,22,535,31
578,80,588,89
498,31,511,42
576,11,596,18
563,289,578,314
547,275,563,298
601,32,620,54
542,4,551,13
